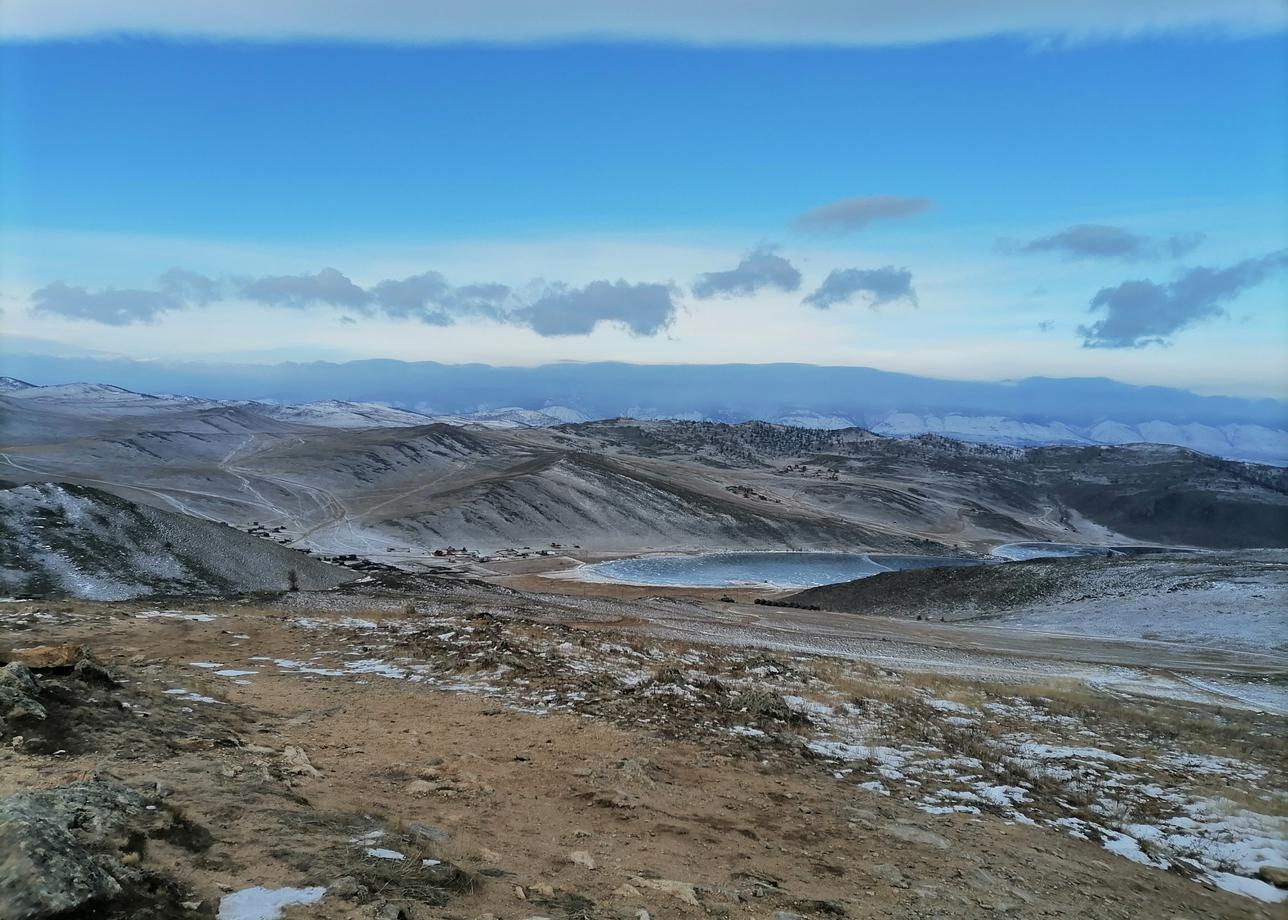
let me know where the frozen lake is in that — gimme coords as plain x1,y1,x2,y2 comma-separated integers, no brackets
583,551,982,588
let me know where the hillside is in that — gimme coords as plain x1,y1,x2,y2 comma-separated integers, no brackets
786,550,1288,652
2,387,1286,557
0,482,356,599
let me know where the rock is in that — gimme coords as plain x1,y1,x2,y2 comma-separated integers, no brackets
630,877,700,906
73,656,117,686
0,780,195,919
589,788,637,809
0,663,47,730
330,875,369,900
514,885,527,899
0,793,122,918
1258,865,1288,888
870,864,910,889
408,821,450,842
773,913,805,920
374,901,414,919
882,822,950,850
281,745,320,777
6,645,85,669
637,911,650,920
569,850,596,869
613,884,642,899
406,779,436,797
530,883,555,897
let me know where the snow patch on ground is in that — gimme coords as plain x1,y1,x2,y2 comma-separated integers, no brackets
217,885,328,920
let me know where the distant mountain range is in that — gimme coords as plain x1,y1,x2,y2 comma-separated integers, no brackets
2,352,1285,462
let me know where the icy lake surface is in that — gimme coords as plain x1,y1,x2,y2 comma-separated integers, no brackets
584,551,981,588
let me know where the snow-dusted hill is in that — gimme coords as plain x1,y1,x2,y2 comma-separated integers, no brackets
256,400,436,429
868,412,1288,464
0,381,592,432
416,406,589,428
1,381,215,417
0,482,355,599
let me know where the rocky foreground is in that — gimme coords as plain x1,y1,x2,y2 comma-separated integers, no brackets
1,583,1285,920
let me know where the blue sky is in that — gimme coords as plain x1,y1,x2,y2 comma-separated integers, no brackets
1,4,1286,396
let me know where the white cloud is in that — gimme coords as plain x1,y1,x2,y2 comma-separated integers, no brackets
2,1,1283,45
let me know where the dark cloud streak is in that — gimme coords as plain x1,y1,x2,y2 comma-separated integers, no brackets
691,245,801,298
1003,224,1204,261
793,195,931,234
1080,249,1288,348
803,266,917,309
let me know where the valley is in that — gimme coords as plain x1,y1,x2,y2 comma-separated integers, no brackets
2,380,1286,918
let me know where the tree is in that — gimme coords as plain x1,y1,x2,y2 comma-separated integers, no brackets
287,568,299,592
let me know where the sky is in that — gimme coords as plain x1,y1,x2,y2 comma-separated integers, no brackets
1,2,1286,397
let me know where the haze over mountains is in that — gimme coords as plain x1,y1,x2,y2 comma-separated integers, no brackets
3,352,1286,462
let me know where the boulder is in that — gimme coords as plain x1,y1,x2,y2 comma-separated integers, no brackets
0,663,46,733
0,795,121,919
0,781,180,919
7,644,85,669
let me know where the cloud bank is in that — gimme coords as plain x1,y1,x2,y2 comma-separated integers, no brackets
28,283,183,326
3,1,1282,45
793,196,931,234
1080,249,1288,348
803,267,917,309
28,267,677,338
691,246,801,298
1002,224,1204,261
517,281,677,336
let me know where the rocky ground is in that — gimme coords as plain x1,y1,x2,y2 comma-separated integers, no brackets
1,578,1285,919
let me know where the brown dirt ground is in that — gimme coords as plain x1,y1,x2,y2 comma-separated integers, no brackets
1,599,1279,920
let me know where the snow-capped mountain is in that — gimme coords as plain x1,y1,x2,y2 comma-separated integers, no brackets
3,379,1284,462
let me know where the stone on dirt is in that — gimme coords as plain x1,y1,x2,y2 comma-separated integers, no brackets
630,877,700,906
408,821,450,842
0,794,122,919
0,779,198,920
5,644,86,669
0,662,47,731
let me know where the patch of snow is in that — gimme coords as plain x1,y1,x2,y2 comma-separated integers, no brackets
364,847,405,861
163,689,220,704
217,885,328,920
1206,871,1287,904
1011,741,1132,763
136,610,216,622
